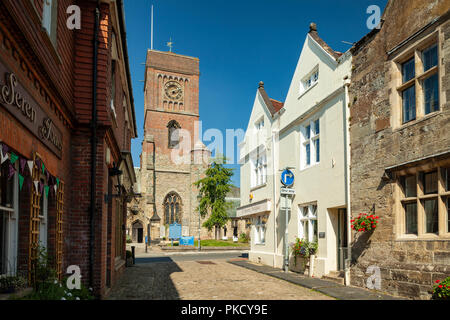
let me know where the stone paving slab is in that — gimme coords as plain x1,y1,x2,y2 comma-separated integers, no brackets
228,260,406,300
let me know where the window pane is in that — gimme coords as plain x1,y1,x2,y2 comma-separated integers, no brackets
42,0,53,35
0,213,5,274
305,126,311,139
0,162,14,208
402,85,416,123
304,221,309,241
315,139,320,163
314,119,320,135
402,58,415,83
306,143,310,165
424,199,438,234
402,175,417,197
311,205,317,217
423,171,438,194
311,220,318,242
405,202,417,235
423,45,438,72
447,198,450,233
424,73,439,114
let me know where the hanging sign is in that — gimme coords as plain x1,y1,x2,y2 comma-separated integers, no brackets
0,62,63,158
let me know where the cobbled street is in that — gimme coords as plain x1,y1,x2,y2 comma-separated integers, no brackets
107,251,333,300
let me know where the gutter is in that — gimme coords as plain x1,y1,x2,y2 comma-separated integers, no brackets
89,2,100,289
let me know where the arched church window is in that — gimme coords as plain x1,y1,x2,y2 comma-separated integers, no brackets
164,193,182,225
167,120,181,149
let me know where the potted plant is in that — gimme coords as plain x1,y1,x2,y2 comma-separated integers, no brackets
0,276,27,294
432,278,450,300
290,238,318,276
351,213,379,233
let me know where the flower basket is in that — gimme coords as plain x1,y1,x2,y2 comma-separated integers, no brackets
289,238,318,276
351,213,379,233
432,278,450,300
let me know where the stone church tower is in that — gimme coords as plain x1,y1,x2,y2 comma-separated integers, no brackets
128,50,210,243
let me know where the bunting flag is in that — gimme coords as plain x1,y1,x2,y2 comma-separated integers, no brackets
54,185,57,193
20,157,26,174
35,158,41,173
0,151,8,164
9,152,18,165
1,144,8,158
27,161,34,176
45,169,50,182
44,185,49,198
8,163,16,180
19,174,24,191
34,181,39,193
42,162,45,175
56,178,60,187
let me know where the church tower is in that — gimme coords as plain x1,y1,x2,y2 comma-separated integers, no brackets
132,49,210,242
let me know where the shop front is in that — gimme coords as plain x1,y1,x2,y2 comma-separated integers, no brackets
0,56,69,283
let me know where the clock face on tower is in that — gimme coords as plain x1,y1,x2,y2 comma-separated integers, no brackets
164,81,183,101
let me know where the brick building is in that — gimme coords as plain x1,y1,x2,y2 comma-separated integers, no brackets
128,49,211,243
0,0,137,298
349,0,450,299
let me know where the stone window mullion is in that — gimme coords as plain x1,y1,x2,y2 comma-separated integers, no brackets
416,171,425,236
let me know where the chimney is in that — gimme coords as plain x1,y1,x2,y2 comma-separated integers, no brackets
258,81,264,89
309,22,317,33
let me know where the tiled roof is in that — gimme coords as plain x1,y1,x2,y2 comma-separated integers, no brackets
308,23,343,60
258,82,284,117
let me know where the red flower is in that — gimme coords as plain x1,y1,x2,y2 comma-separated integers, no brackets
436,280,440,283
439,285,443,288
361,222,365,225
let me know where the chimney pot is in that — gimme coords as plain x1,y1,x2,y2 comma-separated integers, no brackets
309,22,317,32
259,81,264,88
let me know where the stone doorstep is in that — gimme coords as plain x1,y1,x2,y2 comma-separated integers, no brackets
228,260,405,300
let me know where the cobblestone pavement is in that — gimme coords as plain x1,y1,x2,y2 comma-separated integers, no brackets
107,258,333,300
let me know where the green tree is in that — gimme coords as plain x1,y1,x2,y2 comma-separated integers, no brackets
194,156,234,239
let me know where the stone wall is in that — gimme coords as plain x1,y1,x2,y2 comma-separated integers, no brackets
349,0,450,299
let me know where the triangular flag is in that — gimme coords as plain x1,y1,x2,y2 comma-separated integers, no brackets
42,163,45,175
27,161,34,176
1,144,8,157
19,174,24,191
9,152,18,164
20,157,26,174
39,181,44,195
34,181,39,193
8,163,16,180
1,151,8,164
56,178,60,187
54,185,58,194
44,186,49,198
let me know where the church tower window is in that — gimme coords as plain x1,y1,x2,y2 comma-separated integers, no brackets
167,120,181,149
164,193,182,225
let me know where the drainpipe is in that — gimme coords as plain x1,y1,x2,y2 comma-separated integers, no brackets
343,76,352,286
271,131,277,268
89,4,100,290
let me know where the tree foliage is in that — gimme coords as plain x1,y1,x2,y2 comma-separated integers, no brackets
194,156,234,233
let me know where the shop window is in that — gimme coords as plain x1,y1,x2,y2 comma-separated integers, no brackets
299,204,318,242
254,216,266,245
0,160,18,276
38,178,48,250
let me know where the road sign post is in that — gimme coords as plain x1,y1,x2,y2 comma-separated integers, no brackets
280,169,295,273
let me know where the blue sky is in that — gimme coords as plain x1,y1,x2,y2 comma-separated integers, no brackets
124,0,388,187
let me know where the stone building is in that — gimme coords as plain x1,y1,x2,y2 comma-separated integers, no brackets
0,0,137,298
349,0,450,299
128,50,210,243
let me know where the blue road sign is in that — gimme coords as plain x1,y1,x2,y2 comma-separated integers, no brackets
180,236,194,246
169,223,182,240
281,169,295,187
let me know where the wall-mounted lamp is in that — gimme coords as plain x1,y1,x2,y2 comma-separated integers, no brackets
104,162,123,203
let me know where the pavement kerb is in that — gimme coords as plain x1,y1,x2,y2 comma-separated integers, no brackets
228,259,406,300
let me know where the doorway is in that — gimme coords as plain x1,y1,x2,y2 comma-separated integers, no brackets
132,221,144,243
337,208,348,271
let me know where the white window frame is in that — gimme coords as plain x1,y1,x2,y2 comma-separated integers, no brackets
301,118,320,170
42,0,58,45
298,204,318,243
0,161,19,276
250,149,267,189
300,67,319,95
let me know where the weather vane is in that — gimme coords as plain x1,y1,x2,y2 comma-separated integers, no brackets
166,37,174,52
